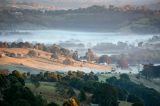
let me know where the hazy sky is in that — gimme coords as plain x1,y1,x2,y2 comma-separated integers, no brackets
3,0,159,9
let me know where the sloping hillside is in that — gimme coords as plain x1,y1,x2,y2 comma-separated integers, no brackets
0,48,111,72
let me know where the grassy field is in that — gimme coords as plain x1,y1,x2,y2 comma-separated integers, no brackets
119,101,132,106
0,64,44,74
98,73,120,82
26,81,132,106
26,82,64,105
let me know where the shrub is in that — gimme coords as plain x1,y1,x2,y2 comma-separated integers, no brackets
27,50,37,57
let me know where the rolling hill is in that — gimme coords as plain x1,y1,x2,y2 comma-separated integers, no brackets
0,48,111,72
0,5,160,34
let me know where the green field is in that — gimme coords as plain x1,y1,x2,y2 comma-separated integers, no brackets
26,81,132,106
0,64,44,74
26,82,64,105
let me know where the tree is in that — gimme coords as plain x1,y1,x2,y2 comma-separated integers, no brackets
127,94,142,104
85,49,96,61
106,74,160,106
63,58,74,65
98,55,110,64
117,55,128,69
117,88,128,101
12,70,22,78
72,51,79,61
92,83,118,106
0,74,47,106
27,50,37,57
27,72,31,77
78,89,86,102
76,71,85,78
120,74,130,81
51,53,58,59
31,77,40,91
63,98,79,106
60,48,71,57
67,87,76,98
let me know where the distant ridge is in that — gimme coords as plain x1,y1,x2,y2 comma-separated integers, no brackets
0,5,160,34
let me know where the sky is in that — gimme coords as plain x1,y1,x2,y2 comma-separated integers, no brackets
1,0,159,9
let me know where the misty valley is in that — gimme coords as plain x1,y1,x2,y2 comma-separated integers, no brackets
0,1,160,106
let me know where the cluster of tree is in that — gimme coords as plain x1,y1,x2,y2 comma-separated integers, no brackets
0,72,60,106
106,74,160,106
0,70,89,106
141,64,160,79
0,41,114,65
0,41,77,59
56,72,135,106
29,71,63,82
65,77,121,106
27,70,98,84
4,69,157,106
66,71,98,81
0,42,98,62
19,70,123,106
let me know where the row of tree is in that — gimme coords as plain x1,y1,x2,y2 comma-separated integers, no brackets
0,41,113,65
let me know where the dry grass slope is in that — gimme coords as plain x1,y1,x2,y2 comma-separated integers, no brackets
0,48,111,72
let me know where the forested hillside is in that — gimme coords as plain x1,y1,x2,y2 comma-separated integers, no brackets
0,5,160,34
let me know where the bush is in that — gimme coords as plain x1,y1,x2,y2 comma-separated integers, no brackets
127,94,142,103
27,50,37,57
98,55,110,64
78,89,86,102
63,98,78,106
120,74,130,81
132,102,144,106
63,58,74,65
67,88,76,98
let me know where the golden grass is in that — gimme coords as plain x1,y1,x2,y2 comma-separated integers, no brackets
0,48,112,72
